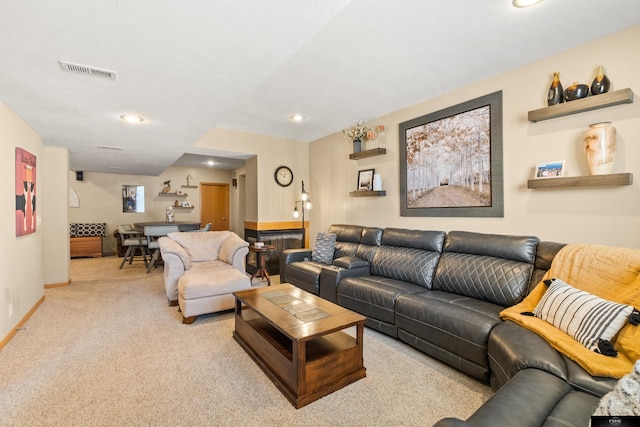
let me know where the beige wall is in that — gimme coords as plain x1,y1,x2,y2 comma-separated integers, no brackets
309,25,640,249
0,100,44,340
68,166,233,255
196,128,310,224
42,147,70,286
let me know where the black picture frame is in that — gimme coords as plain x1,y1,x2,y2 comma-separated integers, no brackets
399,90,503,217
357,169,375,191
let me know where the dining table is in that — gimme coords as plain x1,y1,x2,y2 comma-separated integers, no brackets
133,221,202,232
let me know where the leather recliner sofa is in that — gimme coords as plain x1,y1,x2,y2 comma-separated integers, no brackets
281,225,618,426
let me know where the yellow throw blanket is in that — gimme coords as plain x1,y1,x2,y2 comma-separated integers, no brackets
500,243,640,378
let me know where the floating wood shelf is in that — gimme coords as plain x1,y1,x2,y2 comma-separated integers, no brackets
181,185,198,188
527,88,634,122
527,173,633,189
173,206,195,209
159,192,188,196
349,148,387,160
349,190,386,197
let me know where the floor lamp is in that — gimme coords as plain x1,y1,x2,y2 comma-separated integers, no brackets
293,180,311,247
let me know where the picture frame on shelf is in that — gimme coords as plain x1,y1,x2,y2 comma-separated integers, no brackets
399,90,503,217
535,160,565,179
181,201,192,207
357,169,375,191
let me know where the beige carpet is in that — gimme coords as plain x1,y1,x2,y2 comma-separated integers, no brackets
0,257,491,426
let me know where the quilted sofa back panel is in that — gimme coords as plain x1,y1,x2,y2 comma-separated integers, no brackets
432,231,540,306
356,227,383,262
370,228,446,288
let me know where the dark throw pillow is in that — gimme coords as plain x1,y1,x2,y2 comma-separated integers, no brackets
311,232,337,264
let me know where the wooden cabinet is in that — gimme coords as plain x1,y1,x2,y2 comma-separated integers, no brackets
70,236,102,258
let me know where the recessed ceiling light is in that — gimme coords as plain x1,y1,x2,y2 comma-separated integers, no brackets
512,0,543,7
120,114,144,123
207,160,214,166
290,114,305,122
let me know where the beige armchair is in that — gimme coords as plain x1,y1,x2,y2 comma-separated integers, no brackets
158,231,250,323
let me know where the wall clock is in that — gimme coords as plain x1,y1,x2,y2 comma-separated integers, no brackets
274,166,293,187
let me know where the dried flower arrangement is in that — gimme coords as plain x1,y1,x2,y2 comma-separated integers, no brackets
342,121,371,142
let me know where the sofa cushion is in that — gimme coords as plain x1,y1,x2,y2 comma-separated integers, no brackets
178,262,249,299
311,232,336,264
168,231,231,262
337,276,425,324
488,320,570,390
533,278,637,356
396,290,503,370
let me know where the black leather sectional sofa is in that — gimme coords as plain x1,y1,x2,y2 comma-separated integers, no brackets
280,224,616,426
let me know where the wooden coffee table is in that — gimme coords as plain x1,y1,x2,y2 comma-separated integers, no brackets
232,283,366,408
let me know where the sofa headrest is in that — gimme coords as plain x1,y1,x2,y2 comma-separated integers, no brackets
361,227,383,246
444,231,539,263
381,228,446,252
328,224,365,243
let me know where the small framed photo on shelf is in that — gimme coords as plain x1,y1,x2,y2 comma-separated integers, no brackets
357,169,375,191
535,160,565,179
181,201,192,207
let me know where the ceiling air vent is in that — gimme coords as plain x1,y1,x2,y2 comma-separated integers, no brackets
59,61,116,80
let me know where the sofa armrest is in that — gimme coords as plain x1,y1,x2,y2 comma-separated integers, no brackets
319,261,371,303
159,251,186,303
333,256,369,269
280,248,313,283
158,236,191,269
281,248,312,263
219,233,250,273
433,419,476,427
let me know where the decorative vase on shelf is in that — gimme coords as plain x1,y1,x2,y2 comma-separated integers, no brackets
373,174,382,191
547,72,564,106
584,122,616,175
590,65,611,95
353,138,362,153
166,206,175,223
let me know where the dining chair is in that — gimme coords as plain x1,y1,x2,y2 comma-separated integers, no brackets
189,223,211,232
144,225,180,273
118,224,149,269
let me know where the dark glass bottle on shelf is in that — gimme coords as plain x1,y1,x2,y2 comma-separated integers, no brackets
547,72,564,106
590,65,611,95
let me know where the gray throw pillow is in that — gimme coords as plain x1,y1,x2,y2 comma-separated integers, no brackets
311,232,337,264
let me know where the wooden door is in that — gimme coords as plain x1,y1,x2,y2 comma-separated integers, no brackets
200,183,229,231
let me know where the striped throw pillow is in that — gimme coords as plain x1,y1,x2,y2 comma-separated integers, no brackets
533,278,636,356
311,232,337,264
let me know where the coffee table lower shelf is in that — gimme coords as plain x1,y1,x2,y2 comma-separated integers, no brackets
233,305,365,408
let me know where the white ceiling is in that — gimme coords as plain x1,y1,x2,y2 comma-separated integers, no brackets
1,0,639,176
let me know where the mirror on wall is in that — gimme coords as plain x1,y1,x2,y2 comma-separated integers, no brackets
122,185,145,213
